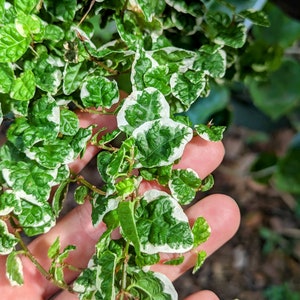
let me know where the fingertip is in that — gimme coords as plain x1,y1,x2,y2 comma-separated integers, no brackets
185,290,220,300
175,136,225,179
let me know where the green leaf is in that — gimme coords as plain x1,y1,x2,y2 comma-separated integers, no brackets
43,0,77,22
97,151,113,183
136,190,194,254
74,251,118,300
144,65,171,95
52,180,69,217
97,129,122,146
192,250,207,274
200,174,214,192
0,102,2,125
0,0,4,21
2,160,55,206
118,201,141,255
48,237,60,259
131,47,154,91
252,3,300,49
107,147,126,178
169,168,201,205
163,255,184,266
192,217,210,247
17,201,55,236
10,70,36,101
0,191,21,216
0,63,14,93
117,88,170,134
15,14,43,38
136,0,166,21
0,24,31,63
133,118,193,168
74,186,89,205
32,53,63,94
25,140,75,169
215,22,247,48
63,63,87,95
80,76,119,109
91,194,120,227
170,70,207,110
135,252,160,267
238,9,270,27
44,24,65,43
206,12,246,48
6,251,24,286
128,268,178,300
115,177,136,197
193,45,226,78
59,109,79,136
247,59,300,120
0,220,18,255
194,124,226,142
274,147,300,195
14,0,39,14
140,165,173,186
166,0,202,17
69,126,93,159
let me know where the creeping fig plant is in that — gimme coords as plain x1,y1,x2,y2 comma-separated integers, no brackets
0,0,268,298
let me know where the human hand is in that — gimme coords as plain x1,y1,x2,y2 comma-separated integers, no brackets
0,111,240,300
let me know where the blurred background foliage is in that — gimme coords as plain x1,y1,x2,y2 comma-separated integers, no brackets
186,0,300,206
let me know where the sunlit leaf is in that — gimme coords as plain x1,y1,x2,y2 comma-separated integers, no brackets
194,124,226,142
10,70,35,101
136,190,194,254
17,201,55,236
238,9,270,27
14,0,39,14
192,217,210,247
63,62,87,95
133,119,193,167
117,87,170,134
169,168,201,205
59,109,79,136
128,268,178,299
192,250,207,274
0,63,14,93
6,251,23,286
80,76,119,109
118,201,141,255
0,24,31,63
0,220,18,255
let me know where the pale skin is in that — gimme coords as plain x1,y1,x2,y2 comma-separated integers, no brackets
0,110,240,300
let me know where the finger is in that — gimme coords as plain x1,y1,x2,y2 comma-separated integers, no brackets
174,135,224,179
37,194,237,300
184,290,220,300
151,194,240,281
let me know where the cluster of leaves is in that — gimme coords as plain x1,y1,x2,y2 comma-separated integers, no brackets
0,0,268,298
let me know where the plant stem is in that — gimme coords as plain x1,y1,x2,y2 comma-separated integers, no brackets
11,219,75,293
14,229,50,279
120,241,130,300
75,175,106,195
